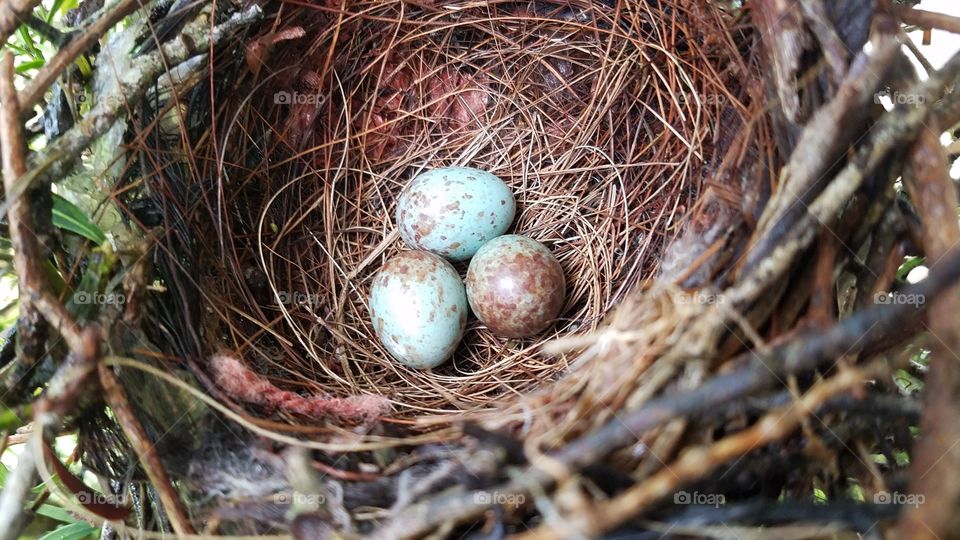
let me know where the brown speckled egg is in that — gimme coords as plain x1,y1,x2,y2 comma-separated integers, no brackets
465,235,565,338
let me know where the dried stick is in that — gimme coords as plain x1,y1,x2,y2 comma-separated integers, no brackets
0,53,42,539
746,28,899,271
98,363,194,536
0,0,41,46
0,45,51,391
0,325,100,540
893,4,960,35
19,0,144,114
0,446,35,540
514,362,886,539
374,248,960,539
897,119,960,537
733,49,960,308
0,3,263,217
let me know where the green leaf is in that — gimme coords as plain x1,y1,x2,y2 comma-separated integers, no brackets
38,521,96,540
47,0,69,23
897,256,925,282
35,504,76,524
51,194,107,245
17,27,42,61
56,0,79,19
16,59,45,73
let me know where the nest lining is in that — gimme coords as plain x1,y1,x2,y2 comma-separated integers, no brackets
196,1,748,417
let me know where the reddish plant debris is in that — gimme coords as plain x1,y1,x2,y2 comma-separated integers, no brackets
245,27,307,78
209,353,388,423
361,58,490,160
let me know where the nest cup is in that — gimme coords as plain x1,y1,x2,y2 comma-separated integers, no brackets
200,1,747,419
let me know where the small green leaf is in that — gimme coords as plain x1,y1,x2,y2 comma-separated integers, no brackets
51,194,107,245
38,520,96,540
897,256,925,282
35,503,76,524
17,27,42,61
15,59,45,73
47,0,67,23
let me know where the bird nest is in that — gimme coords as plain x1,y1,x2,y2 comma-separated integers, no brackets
6,0,957,536
186,0,748,418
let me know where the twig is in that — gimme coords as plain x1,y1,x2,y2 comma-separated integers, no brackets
734,47,960,307
374,247,960,538
0,0,42,46
892,4,960,35
897,113,960,537
19,0,144,115
0,3,263,218
0,51,46,376
98,362,194,535
0,448,36,540
0,327,100,540
746,27,899,272
514,362,886,539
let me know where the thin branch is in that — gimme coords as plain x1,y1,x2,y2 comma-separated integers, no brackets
0,0,41,46
374,246,960,539
897,112,960,538
0,3,263,217
98,363,194,535
19,0,145,115
893,4,960,35
514,362,887,539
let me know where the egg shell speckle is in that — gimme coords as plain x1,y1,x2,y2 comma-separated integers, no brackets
396,167,516,261
465,235,565,338
369,250,468,369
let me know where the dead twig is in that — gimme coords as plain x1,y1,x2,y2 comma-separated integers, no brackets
98,362,194,536
0,0,41,46
373,246,960,539
19,0,144,115
892,3,960,35
0,49,47,388
515,362,887,539
0,2,263,218
897,116,960,538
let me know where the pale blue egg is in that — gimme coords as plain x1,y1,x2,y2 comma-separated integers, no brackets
396,167,516,261
369,251,468,369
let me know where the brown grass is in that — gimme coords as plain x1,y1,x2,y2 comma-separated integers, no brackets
187,0,753,420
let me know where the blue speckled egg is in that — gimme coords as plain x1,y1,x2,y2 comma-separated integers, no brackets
368,250,468,369
396,167,516,261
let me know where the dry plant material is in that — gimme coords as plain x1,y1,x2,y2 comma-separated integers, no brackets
196,0,749,416
897,121,960,538
209,353,388,423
